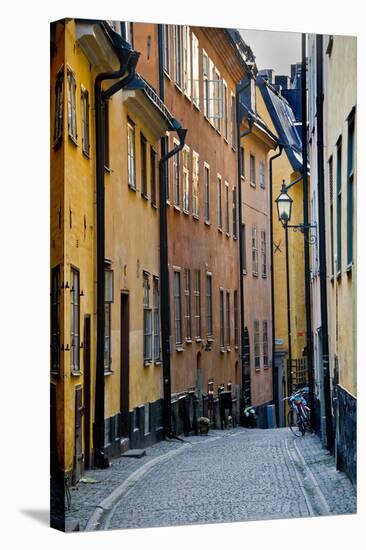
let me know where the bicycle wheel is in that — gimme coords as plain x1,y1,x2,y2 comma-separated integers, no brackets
287,409,303,437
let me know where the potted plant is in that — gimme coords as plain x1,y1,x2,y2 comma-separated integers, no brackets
198,416,210,435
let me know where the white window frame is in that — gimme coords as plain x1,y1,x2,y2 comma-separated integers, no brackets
217,174,223,230
174,269,183,347
252,225,258,275
230,91,236,149
143,272,152,365
192,151,199,218
202,49,209,118
204,162,210,223
184,268,192,341
219,287,225,350
223,79,228,142
54,68,64,146
194,270,201,339
261,230,267,277
254,319,260,370
259,161,266,189
206,273,213,338
174,25,183,90
153,276,161,363
173,137,180,208
67,67,77,142
182,145,190,213
127,118,136,189
225,181,230,236
250,153,256,186
162,24,170,76
192,33,200,109
182,26,191,99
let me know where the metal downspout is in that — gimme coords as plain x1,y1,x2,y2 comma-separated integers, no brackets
235,78,253,424
316,33,333,450
269,145,283,425
159,129,187,437
301,33,315,432
94,40,134,469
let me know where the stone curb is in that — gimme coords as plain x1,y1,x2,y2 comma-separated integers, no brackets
85,435,221,531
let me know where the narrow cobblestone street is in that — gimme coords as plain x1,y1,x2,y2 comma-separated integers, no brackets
65,428,356,531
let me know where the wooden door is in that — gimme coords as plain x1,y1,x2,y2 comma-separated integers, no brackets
83,316,91,469
74,385,83,482
120,292,130,438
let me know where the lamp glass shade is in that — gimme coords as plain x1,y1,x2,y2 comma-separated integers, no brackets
276,189,293,223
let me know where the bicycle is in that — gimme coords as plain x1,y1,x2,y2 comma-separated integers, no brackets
283,387,312,437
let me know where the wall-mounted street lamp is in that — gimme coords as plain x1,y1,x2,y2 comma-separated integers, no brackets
275,181,317,245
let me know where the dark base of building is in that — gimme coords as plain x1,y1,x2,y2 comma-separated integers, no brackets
336,385,357,485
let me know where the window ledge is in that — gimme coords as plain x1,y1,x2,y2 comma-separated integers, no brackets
250,182,256,188
220,347,226,353
226,347,232,352
330,275,335,283
195,337,202,343
192,214,199,221
226,232,230,238
264,365,271,369
204,220,211,227
185,339,193,344
224,137,229,145
71,370,82,377
154,360,162,366
53,137,62,149
241,175,245,182
252,272,259,277
346,262,353,273
234,346,239,351
218,227,223,234
175,83,183,94
233,235,237,241
176,346,184,352
128,184,137,192
151,203,158,210
166,200,171,206
183,209,190,215
68,134,78,147
173,205,181,213
262,274,267,279
336,270,342,280
104,370,114,376
144,361,152,367
193,102,200,111
142,193,149,200
51,370,60,377
242,269,247,275
164,70,171,80
254,367,261,372
104,165,111,173
207,336,214,342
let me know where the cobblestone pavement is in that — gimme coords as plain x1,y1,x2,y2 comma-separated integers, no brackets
65,427,356,531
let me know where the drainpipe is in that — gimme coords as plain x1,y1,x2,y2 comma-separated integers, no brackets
316,33,333,450
301,33,315,432
269,145,283,426
159,127,187,437
94,34,136,469
236,76,254,425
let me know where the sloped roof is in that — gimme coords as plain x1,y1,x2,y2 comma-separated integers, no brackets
257,75,303,172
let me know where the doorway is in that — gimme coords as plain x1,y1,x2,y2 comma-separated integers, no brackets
83,315,91,469
243,327,251,406
74,385,83,482
196,352,203,419
120,292,130,439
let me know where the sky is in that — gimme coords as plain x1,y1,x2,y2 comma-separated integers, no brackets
240,29,301,77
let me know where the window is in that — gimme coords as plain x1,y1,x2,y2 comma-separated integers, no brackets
173,139,180,207
182,26,191,98
150,148,157,207
182,146,190,212
231,93,236,149
174,25,183,89
141,133,148,197
192,151,199,217
104,265,114,371
153,277,161,362
329,156,335,277
127,118,136,189
336,138,342,274
67,68,77,141
242,223,247,272
194,270,201,338
232,187,237,238
192,33,199,107
263,320,269,367
219,289,225,349
174,270,182,346
347,115,355,267
234,290,239,348
165,134,170,203
252,226,258,275
202,50,209,118
261,230,267,277
259,161,266,188
204,163,210,222
213,67,221,132
223,80,228,140
254,320,260,370
226,290,231,349
240,147,245,178
225,182,230,235
104,100,110,169
51,266,61,373
162,24,170,75
81,87,90,156
54,70,63,145
71,268,80,372
184,268,192,340
217,176,222,230
143,272,152,363
250,154,256,186
206,274,213,337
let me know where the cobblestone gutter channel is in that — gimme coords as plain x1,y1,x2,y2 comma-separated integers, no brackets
65,428,356,532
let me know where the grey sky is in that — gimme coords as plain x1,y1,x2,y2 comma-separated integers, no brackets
240,29,301,77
